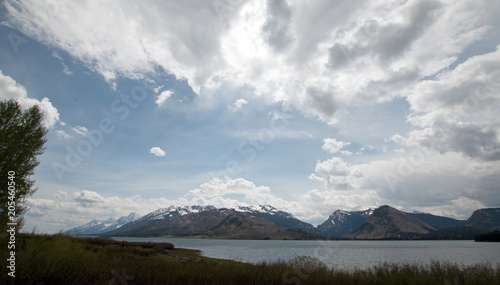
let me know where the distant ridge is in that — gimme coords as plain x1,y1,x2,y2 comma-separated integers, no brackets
65,213,140,236
235,205,319,234
106,208,320,240
408,212,465,229
108,205,217,235
347,205,436,239
67,205,500,240
106,205,319,237
465,208,500,230
316,209,373,237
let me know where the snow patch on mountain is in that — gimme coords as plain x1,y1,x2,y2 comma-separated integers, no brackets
65,212,141,235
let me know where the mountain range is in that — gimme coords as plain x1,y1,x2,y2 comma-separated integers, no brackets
347,205,437,239
66,205,500,240
65,212,141,235
316,209,373,237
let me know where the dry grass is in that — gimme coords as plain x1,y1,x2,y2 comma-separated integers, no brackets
1,233,499,284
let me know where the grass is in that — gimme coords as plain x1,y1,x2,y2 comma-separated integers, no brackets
1,233,499,284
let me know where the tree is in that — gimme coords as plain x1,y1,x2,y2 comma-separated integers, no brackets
0,99,47,233
475,230,500,242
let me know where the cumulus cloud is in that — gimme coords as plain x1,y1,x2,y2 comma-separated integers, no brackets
3,0,497,124
0,70,60,128
27,190,156,232
328,0,443,68
25,161,500,233
73,190,104,204
394,48,500,161
3,0,228,91
229,98,248,112
25,178,301,232
150,147,166,157
310,157,364,190
303,149,500,221
155,90,173,106
185,177,295,208
298,188,381,221
322,138,351,154
56,130,74,140
6,0,500,230
262,0,294,52
72,126,89,136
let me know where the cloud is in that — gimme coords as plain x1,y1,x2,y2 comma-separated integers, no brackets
150,147,166,157
301,131,313,139
0,70,60,128
3,0,498,124
6,0,500,231
327,0,443,67
186,177,286,206
397,47,500,161
303,148,500,222
56,130,74,140
52,51,73,75
322,138,351,154
73,190,104,204
298,188,381,221
26,190,155,232
25,160,499,233
262,0,294,52
155,90,173,106
229,98,248,112
72,126,89,136
311,157,364,190
3,0,229,90
25,177,300,232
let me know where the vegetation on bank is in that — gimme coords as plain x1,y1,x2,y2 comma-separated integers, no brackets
475,230,500,242
1,233,499,284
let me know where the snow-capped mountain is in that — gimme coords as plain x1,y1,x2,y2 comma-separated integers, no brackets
66,204,483,239
137,205,217,222
316,208,374,237
235,205,291,217
106,205,218,235
105,204,319,236
65,212,140,236
106,207,320,239
235,205,318,233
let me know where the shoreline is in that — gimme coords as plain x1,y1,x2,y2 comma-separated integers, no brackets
2,234,499,284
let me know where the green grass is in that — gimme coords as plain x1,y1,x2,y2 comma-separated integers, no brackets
1,233,499,284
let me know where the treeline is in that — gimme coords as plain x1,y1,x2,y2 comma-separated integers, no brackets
475,230,500,242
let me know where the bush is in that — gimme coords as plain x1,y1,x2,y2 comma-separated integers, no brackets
475,230,500,242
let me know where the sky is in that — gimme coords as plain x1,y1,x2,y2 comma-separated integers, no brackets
0,0,499,233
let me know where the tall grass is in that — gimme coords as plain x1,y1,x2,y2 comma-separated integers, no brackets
1,233,499,284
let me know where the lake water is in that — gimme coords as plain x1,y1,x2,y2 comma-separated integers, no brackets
112,237,500,270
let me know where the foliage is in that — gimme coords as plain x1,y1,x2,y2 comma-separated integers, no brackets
1,234,499,284
475,230,500,242
0,99,47,232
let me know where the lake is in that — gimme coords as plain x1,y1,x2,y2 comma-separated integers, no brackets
112,237,500,270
